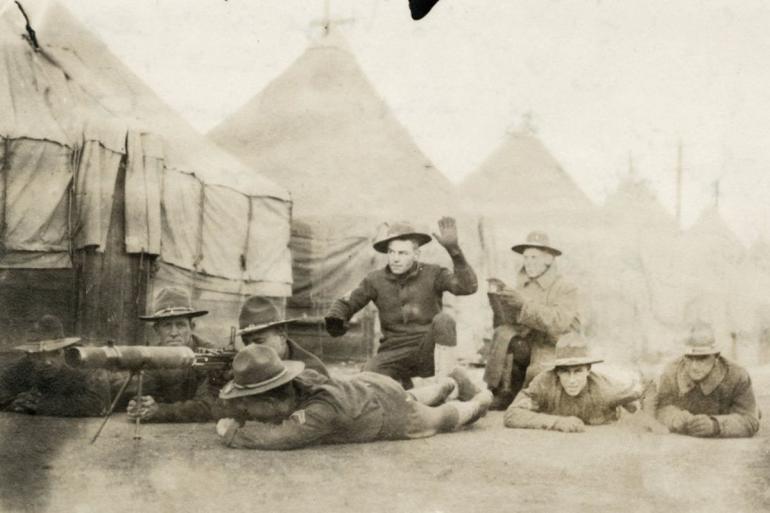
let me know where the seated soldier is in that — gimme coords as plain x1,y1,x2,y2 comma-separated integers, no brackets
504,333,642,433
0,315,109,417
484,231,581,411
215,345,492,450
655,322,760,438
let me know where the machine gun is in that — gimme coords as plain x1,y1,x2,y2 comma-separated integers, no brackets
65,341,237,443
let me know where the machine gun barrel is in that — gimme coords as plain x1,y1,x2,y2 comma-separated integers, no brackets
65,345,197,371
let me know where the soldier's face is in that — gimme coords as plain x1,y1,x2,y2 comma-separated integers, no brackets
522,248,553,278
556,365,590,396
155,318,193,347
32,350,65,368
387,239,419,275
241,327,289,359
232,385,298,422
684,354,717,382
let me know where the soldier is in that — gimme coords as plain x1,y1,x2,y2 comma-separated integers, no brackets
325,217,478,389
483,230,581,409
215,345,492,450
0,315,109,416
655,322,760,438
126,286,214,421
237,296,328,377
503,333,643,432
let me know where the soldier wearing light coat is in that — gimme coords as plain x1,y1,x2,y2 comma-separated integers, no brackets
483,231,581,409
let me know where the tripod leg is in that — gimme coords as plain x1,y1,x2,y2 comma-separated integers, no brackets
91,372,135,444
133,370,143,440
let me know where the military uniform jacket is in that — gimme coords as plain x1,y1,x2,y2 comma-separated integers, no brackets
655,356,759,438
223,370,412,450
485,265,581,386
150,338,330,423
0,357,110,417
326,251,477,352
504,369,641,429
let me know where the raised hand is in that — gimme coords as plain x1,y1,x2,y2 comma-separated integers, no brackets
433,216,459,251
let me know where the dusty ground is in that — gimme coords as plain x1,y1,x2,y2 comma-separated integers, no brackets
1,366,769,513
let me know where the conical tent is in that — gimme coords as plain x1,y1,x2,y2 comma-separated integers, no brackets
210,33,470,359
0,0,292,347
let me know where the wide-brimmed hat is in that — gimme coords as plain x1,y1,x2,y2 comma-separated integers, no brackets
372,222,432,254
683,321,720,356
237,296,300,336
511,230,561,256
219,345,305,400
14,314,81,353
139,287,208,321
552,332,603,368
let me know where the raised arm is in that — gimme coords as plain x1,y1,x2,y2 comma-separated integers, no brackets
433,216,478,296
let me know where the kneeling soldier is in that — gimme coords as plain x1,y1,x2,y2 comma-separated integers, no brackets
655,322,759,438
215,345,492,450
504,333,642,433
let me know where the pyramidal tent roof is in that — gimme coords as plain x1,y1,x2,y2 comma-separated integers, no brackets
0,0,288,201
601,176,680,236
683,206,745,261
209,32,459,221
459,131,594,219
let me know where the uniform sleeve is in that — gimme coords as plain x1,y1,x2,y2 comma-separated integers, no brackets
35,370,111,417
516,280,580,339
434,249,478,296
503,377,560,430
0,360,31,408
223,402,336,450
326,276,377,322
149,378,217,423
654,365,691,432
713,371,760,438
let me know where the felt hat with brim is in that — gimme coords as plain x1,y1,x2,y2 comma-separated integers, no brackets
552,332,603,368
219,345,305,400
511,230,561,256
683,322,720,356
372,222,432,254
237,296,300,336
139,287,208,321
15,314,80,353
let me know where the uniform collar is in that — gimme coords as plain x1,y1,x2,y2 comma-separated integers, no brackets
384,262,422,282
676,356,727,396
517,263,559,290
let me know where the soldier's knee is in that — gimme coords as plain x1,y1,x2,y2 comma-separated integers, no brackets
432,313,456,346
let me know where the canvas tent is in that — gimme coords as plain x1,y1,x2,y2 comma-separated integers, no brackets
0,0,292,348
210,33,470,360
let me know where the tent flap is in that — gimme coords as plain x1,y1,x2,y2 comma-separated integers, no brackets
124,131,162,255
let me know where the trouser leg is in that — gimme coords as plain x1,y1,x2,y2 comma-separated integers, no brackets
415,312,457,379
407,377,456,406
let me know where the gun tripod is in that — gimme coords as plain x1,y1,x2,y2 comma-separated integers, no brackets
90,370,145,444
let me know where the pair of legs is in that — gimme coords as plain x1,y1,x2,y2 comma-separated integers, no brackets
484,325,532,410
364,313,456,389
403,369,493,438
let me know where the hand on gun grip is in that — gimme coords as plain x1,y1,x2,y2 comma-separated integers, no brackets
126,395,158,420
11,390,42,413
325,317,347,337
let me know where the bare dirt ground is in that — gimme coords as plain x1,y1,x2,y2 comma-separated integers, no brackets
1,366,769,513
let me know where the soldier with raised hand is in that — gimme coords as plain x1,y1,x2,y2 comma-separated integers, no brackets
654,322,760,438
484,230,581,410
324,217,478,389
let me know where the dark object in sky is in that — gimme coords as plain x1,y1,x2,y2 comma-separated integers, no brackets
409,0,442,20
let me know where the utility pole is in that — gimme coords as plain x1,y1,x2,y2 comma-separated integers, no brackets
676,141,683,226
312,0,355,37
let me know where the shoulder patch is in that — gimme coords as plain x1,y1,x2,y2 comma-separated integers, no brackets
289,409,307,425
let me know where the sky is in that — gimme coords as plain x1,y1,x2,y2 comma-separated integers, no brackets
59,0,770,244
